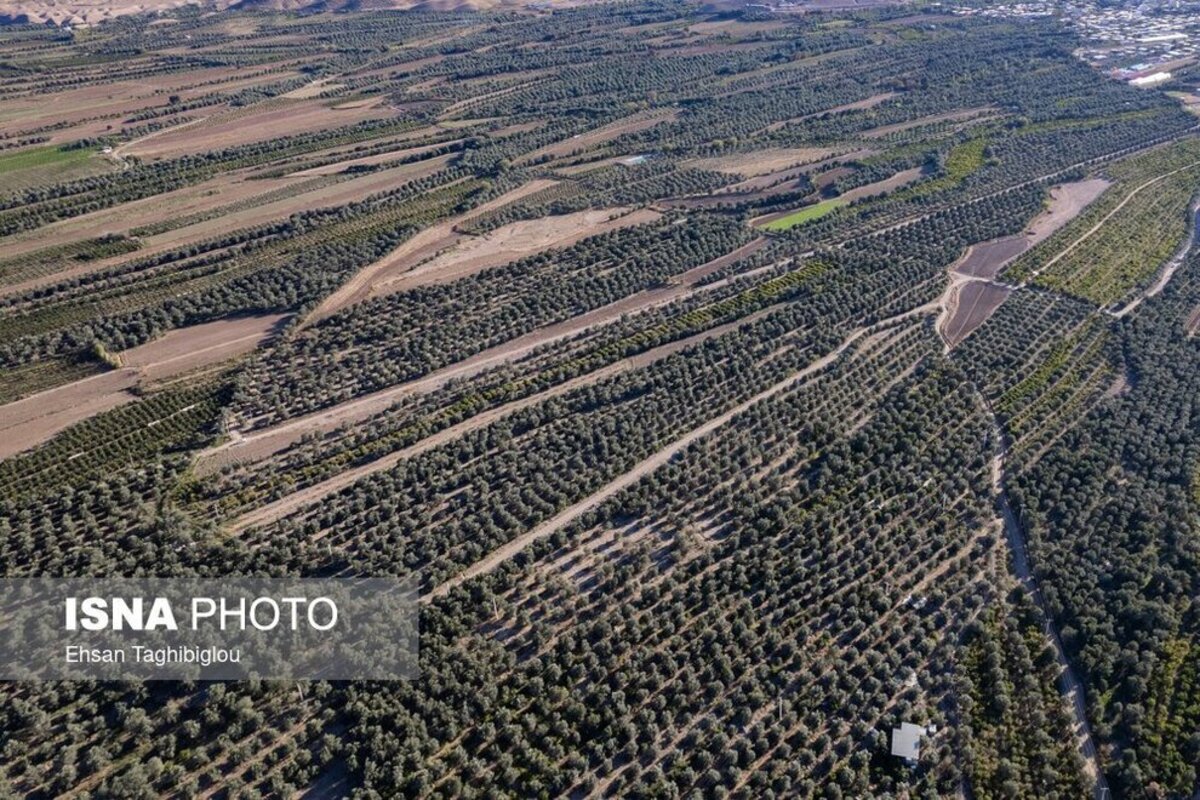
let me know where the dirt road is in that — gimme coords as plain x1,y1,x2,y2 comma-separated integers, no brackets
985,398,1112,800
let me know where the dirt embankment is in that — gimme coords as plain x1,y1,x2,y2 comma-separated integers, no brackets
0,313,286,460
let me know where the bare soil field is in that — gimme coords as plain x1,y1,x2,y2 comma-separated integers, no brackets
689,147,840,177
308,178,560,320
118,313,290,382
955,237,1027,280
197,238,767,472
0,370,138,460
293,142,460,176
3,159,453,297
1028,178,1112,244
723,149,875,192
518,109,680,164
0,170,300,264
282,79,346,99
124,100,395,160
0,312,287,458
367,207,660,296
953,178,1111,280
840,165,924,201
940,280,1011,348
0,66,296,143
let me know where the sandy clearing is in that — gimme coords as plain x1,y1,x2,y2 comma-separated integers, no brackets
124,101,394,160
0,313,287,459
368,208,661,297
0,170,299,265
197,238,768,473
952,178,1112,281
689,147,840,177
955,237,1027,280
307,179,559,321
282,79,346,99
1028,178,1112,244
0,66,292,138
722,149,876,193
840,166,924,201
518,109,680,164
426,314,881,600
118,313,290,381
139,156,453,249
936,179,1111,349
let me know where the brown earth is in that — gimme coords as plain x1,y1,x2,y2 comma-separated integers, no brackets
292,142,460,176
124,99,395,160
953,178,1111,281
954,236,1028,281
367,207,661,297
689,147,840,177
2,158,453,298
307,178,560,321
0,370,138,460
861,106,997,138
0,313,286,459
518,109,680,164
760,92,898,133
118,313,290,382
0,66,300,143
939,280,1010,348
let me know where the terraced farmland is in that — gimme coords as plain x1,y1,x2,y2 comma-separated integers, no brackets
0,3,1198,800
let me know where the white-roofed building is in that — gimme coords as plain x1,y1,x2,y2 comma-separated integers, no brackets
890,722,928,763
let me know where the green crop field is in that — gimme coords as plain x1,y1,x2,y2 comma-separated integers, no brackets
759,197,848,230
